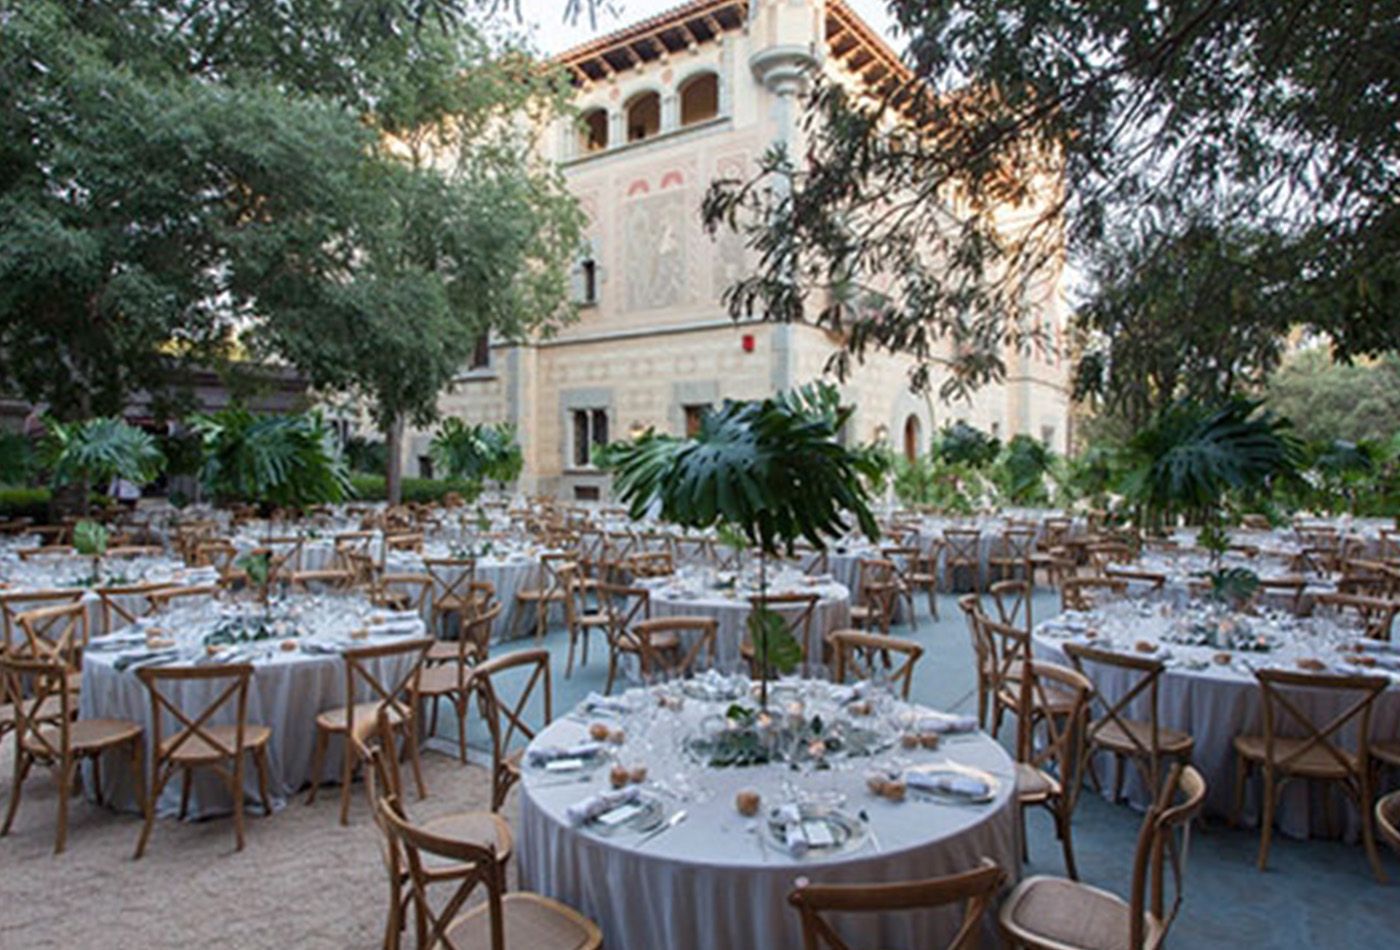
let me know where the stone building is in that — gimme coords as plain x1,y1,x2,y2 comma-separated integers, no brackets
410,0,1071,499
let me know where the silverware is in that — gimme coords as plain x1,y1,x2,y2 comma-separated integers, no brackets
636,809,687,847
533,774,595,789
858,809,882,853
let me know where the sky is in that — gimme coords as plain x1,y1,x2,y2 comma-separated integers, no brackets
518,0,901,56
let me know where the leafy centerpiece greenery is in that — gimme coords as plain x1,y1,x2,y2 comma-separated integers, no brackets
599,382,882,708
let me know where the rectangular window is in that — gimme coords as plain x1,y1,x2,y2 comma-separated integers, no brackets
572,408,609,467
990,421,1001,439
683,403,711,437
469,332,490,369
573,485,600,501
581,259,597,305
417,455,434,479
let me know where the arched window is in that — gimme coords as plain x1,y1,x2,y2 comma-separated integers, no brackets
626,91,660,142
679,73,719,126
903,414,922,462
578,108,608,153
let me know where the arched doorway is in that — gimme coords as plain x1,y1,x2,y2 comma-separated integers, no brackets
902,414,922,461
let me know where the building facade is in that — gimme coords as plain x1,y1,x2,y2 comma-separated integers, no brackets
409,0,1071,498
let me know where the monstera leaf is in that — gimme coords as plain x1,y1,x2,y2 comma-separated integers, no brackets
748,609,802,677
72,520,109,558
190,409,350,509
429,419,523,486
43,417,165,488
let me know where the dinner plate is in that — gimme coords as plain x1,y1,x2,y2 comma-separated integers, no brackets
765,805,867,857
587,794,666,837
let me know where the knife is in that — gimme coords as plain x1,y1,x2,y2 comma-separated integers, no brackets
636,809,687,847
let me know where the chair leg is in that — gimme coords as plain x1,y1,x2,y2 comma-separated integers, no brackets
404,725,427,800
1257,768,1276,871
306,728,328,805
1359,778,1389,884
338,736,355,826
455,696,469,764
2,752,32,835
179,767,193,821
54,757,74,855
605,653,618,696
1056,806,1078,880
1111,753,1125,804
232,756,247,852
565,628,578,677
254,746,272,815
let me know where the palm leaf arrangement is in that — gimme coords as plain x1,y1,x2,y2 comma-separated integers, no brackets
428,419,524,489
190,409,350,511
600,382,881,705
42,416,165,489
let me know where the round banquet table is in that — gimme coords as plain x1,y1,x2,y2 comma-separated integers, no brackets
517,684,1019,950
1032,606,1400,839
641,579,851,669
79,620,422,820
387,548,550,642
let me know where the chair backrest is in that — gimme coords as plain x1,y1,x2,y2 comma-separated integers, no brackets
787,857,1005,950
333,530,377,567
1313,592,1397,641
259,536,304,576
96,582,169,634
422,556,477,607
380,799,509,950
997,527,1036,562
289,569,356,595
14,601,88,667
0,653,76,760
628,550,675,578
748,592,820,675
631,616,717,681
957,594,995,678
1253,667,1387,776
340,638,433,751
943,529,981,565
1040,517,1072,549
1089,541,1135,572
595,582,652,636
1,589,84,649
828,629,923,699
980,614,1031,699
1060,576,1127,612
138,663,256,763
17,544,75,560
448,603,502,672
855,558,898,631
1127,764,1208,950
470,648,551,811
1378,790,1400,855
379,573,434,614
1063,642,1170,790
1014,660,1091,810
988,579,1031,632
147,584,220,612
192,539,240,575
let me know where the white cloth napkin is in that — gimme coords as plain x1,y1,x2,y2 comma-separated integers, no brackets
583,692,632,715
916,714,978,735
905,770,990,799
526,741,605,767
566,787,639,825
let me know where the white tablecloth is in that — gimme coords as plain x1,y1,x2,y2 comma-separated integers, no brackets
518,687,1018,950
80,627,421,819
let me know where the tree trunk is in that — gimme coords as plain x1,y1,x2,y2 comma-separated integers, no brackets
384,415,405,505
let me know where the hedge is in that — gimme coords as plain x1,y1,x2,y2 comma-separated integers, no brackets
0,486,52,520
348,474,483,504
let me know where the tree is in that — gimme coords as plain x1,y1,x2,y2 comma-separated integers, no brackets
1265,349,1400,445
701,1,1399,398
1072,221,1301,427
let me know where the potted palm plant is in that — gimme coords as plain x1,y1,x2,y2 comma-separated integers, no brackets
600,383,883,707
42,416,165,516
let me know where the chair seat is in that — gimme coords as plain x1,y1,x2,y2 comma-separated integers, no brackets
1015,762,1061,802
1373,740,1400,768
999,684,1077,718
420,810,514,871
1092,718,1194,757
999,874,1165,950
427,640,482,665
160,724,271,763
617,631,679,654
433,595,469,615
316,702,408,739
29,718,141,754
417,664,471,696
516,589,565,602
442,892,601,950
575,612,611,628
1233,734,1358,779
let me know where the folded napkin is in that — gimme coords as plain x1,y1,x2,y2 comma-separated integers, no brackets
771,804,810,857
915,713,978,735
300,640,348,655
905,769,991,799
112,649,179,673
368,619,421,636
566,787,639,826
526,741,604,767
582,692,631,715
828,680,870,705
1357,640,1400,655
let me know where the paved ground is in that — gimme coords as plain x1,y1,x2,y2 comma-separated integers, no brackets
1,589,1396,947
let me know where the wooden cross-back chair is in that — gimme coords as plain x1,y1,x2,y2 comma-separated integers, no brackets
306,637,433,825
384,532,425,565
147,584,220,612
258,536,304,577
630,616,717,684
0,653,143,854
603,530,639,566
594,583,654,694
628,550,675,579
191,538,240,577
17,544,75,561
376,573,434,615
133,663,273,858
980,614,1068,737
789,858,1005,950
943,528,983,592
741,592,821,678
1313,591,1398,641
851,558,898,633
1063,642,1195,803
512,554,574,640
333,530,377,569
1088,542,1135,574
1378,790,1400,856
1000,763,1207,950
1232,668,1389,882
1060,576,1127,612
364,747,514,950
416,604,502,764
470,648,552,811
96,582,170,634
784,543,830,577
1013,659,1092,879
828,629,924,700
561,565,611,679
14,602,89,687
877,546,922,628
990,527,1037,584
989,578,1032,633
1104,566,1168,597
958,595,998,729
289,568,357,595
380,795,601,950
1,589,85,652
